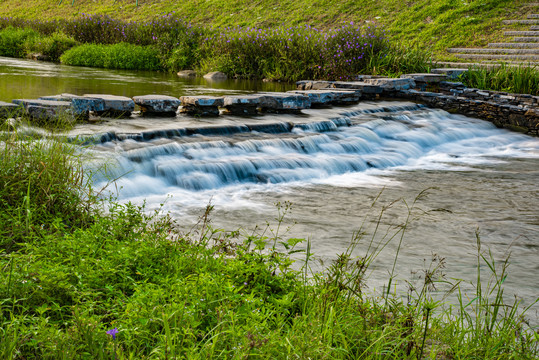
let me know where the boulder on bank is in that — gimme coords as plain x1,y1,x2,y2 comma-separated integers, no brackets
203,71,228,81
177,70,197,78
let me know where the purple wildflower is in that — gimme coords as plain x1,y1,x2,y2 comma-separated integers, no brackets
106,328,118,340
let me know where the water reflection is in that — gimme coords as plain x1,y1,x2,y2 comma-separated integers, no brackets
0,56,294,102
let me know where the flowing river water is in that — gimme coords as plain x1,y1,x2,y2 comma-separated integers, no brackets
3,57,539,319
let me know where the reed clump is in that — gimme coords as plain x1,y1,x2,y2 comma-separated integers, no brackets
460,64,539,96
0,128,537,359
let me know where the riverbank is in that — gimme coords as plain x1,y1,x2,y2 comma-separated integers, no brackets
1,120,538,358
0,0,532,60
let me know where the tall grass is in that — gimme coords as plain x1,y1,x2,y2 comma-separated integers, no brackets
462,64,539,96
0,123,94,252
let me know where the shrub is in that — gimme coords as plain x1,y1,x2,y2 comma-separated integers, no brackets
25,31,79,62
0,26,39,58
60,42,161,70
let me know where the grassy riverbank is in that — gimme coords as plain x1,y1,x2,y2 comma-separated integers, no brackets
1,1,539,94
0,0,533,58
1,123,538,359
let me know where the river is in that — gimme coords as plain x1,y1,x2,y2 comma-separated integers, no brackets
2,56,539,320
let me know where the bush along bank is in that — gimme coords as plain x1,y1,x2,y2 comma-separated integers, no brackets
0,123,538,359
0,14,432,80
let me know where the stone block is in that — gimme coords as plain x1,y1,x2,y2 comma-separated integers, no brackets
332,81,383,94
83,94,135,117
223,95,265,115
39,94,105,116
133,95,181,116
400,73,447,83
257,92,311,112
180,96,224,107
362,77,416,91
430,68,468,80
0,101,22,118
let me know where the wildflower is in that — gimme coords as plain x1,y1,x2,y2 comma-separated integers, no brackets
106,327,118,340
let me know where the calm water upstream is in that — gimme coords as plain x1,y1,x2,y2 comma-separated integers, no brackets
3,57,539,319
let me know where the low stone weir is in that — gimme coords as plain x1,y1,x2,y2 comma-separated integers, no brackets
2,72,538,136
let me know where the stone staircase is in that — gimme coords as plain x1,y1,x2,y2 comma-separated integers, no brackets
442,2,539,67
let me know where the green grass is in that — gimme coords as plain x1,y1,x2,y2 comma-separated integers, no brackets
0,121,538,359
0,0,533,60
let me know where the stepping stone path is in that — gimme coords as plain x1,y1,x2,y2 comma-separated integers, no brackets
445,2,539,67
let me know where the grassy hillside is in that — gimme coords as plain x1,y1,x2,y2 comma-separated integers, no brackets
0,0,534,59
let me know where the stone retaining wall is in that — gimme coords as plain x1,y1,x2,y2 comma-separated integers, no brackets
298,79,539,135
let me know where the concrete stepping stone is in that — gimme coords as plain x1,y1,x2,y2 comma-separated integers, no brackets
528,14,539,19
288,89,361,106
332,82,384,94
0,101,22,118
362,77,416,91
222,95,266,115
179,96,224,116
133,95,181,116
257,92,311,113
431,68,468,80
39,94,106,117
12,99,73,122
296,80,334,90
83,94,135,117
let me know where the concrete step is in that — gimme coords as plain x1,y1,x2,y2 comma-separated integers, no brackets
433,62,511,69
448,48,539,54
504,31,539,36
489,42,539,48
513,37,539,42
528,14,539,19
434,61,539,68
480,60,539,66
532,25,539,30
503,19,539,24
453,53,539,60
